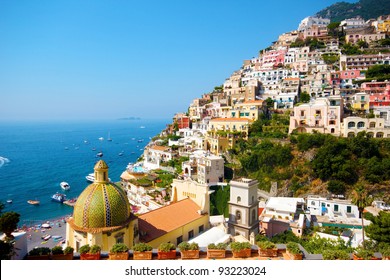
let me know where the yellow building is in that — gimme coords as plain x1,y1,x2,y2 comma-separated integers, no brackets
66,160,138,252
378,19,390,33
138,198,209,248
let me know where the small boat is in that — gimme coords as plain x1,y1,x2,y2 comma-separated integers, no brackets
98,137,104,141
118,151,124,156
27,200,40,205
51,193,67,203
107,132,112,142
86,173,95,182
60,182,70,191
137,139,144,143
140,126,145,129
6,199,12,204
41,234,51,241
92,147,96,151
96,152,103,157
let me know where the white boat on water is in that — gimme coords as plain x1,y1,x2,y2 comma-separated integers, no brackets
98,137,104,141
86,173,111,183
60,182,70,191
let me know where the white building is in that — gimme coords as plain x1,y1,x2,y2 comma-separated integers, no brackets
298,16,330,31
182,150,224,185
306,195,360,221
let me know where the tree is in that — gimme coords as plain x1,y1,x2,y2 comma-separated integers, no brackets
299,91,311,103
365,211,390,245
0,212,20,240
351,185,373,249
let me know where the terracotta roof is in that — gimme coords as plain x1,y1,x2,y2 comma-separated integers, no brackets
284,78,300,81
138,198,204,243
210,118,251,122
241,100,264,105
150,145,170,151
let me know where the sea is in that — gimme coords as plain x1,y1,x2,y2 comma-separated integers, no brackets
0,118,168,226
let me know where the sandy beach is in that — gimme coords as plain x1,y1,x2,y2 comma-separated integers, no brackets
21,217,69,252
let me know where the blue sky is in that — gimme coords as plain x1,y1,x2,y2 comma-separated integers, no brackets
0,0,356,121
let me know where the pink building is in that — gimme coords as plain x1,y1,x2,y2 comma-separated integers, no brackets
260,49,287,69
362,81,390,107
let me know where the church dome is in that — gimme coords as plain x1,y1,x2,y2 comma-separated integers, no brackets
72,160,132,232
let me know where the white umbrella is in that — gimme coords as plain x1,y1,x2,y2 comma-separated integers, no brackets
41,223,51,228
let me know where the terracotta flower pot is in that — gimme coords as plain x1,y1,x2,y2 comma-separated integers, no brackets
259,248,278,257
108,252,129,260
232,248,251,258
27,254,51,260
80,252,101,260
352,254,381,260
180,250,199,259
287,251,303,260
133,251,153,260
51,253,73,260
207,249,226,259
157,250,176,260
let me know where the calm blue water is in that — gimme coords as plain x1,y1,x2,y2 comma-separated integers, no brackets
0,119,168,226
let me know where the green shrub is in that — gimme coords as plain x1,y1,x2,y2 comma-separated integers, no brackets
64,246,74,255
208,243,227,250
230,242,251,252
178,241,199,251
79,244,91,254
158,242,176,252
322,249,350,260
28,247,51,256
286,242,302,255
110,243,129,253
133,243,153,252
354,247,374,259
257,240,276,250
90,245,101,254
51,246,64,255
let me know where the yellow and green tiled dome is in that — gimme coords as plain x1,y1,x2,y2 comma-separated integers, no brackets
72,160,131,231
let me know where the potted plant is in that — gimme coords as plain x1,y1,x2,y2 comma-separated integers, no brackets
322,249,350,260
230,242,252,258
27,247,51,260
353,247,380,260
79,244,101,260
286,242,303,260
109,243,129,260
380,246,390,260
51,245,74,260
207,243,227,259
178,241,199,259
257,240,278,257
157,242,176,260
133,243,153,260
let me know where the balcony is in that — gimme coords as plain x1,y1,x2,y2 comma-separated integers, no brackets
315,115,322,120
299,115,306,119
329,114,337,120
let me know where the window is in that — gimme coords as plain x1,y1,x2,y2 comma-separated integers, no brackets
329,120,335,125
357,122,365,129
236,210,242,222
177,236,183,245
199,225,204,233
347,206,352,213
334,205,339,212
370,122,376,128
188,230,194,240
252,209,256,223
348,122,355,128
237,196,241,203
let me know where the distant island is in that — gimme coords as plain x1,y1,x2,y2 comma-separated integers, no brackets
117,117,141,121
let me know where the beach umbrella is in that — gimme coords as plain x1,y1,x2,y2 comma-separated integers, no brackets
41,223,51,228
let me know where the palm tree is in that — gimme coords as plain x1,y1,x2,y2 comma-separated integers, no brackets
351,185,372,249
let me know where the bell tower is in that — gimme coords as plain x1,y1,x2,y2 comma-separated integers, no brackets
228,178,259,239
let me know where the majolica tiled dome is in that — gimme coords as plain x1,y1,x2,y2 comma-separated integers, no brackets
72,160,131,231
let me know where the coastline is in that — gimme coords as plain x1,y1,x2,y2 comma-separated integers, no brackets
17,215,70,252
